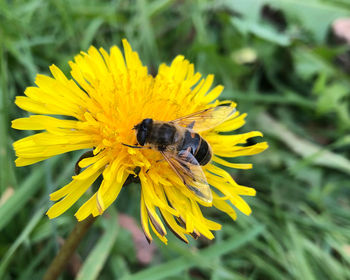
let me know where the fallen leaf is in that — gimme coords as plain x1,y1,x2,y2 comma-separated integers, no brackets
119,213,156,265
333,18,350,44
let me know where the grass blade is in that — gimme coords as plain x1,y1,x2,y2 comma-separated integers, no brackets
76,208,119,280
0,207,45,278
0,157,60,231
257,113,350,175
122,225,264,280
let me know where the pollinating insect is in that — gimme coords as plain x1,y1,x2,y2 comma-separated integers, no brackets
123,103,236,203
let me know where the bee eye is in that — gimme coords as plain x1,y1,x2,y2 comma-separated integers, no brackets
137,130,147,146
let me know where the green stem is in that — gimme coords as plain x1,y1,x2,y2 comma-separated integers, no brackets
43,216,97,280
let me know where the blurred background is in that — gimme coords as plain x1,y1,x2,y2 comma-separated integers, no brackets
1,0,350,279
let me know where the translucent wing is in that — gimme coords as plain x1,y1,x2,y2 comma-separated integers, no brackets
170,103,236,132
161,150,212,203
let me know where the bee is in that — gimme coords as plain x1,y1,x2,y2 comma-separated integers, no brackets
123,104,236,203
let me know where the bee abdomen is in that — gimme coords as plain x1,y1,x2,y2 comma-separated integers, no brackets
194,139,211,166
182,130,211,166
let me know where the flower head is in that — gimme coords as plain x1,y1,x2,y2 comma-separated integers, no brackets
12,39,268,243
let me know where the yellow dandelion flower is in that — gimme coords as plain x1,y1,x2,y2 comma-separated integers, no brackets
12,39,268,244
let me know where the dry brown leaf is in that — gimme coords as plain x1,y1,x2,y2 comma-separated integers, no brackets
119,213,156,265
333,18,350,44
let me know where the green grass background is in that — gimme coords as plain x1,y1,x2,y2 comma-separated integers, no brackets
1,0,350,279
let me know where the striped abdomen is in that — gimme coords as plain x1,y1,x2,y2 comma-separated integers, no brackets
181,130,212,166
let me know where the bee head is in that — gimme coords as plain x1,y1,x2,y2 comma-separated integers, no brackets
134,118,153,146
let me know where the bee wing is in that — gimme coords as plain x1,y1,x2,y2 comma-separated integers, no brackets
161,150,212,203
170,103,236,132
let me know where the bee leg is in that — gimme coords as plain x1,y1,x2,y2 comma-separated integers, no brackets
178,148,196,164
75,150,94,175
182,147,192,158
